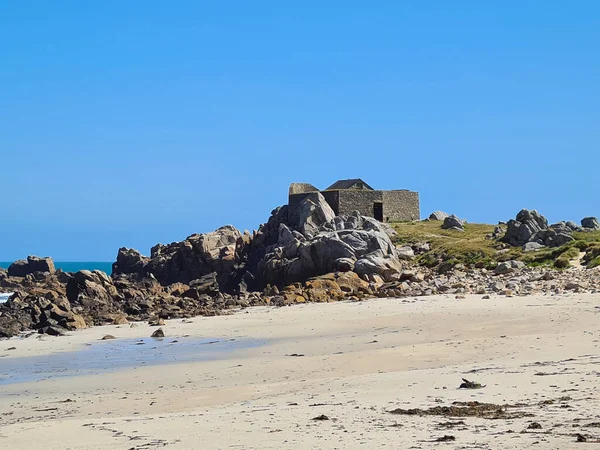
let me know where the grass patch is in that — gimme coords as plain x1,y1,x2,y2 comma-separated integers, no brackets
581,242,600,269
391,221,600,270
392,221,498,267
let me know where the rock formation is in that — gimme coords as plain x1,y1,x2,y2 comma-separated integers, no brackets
581,217,600,230
112,248,149,276
441,215,465,232
251,197,404,288
428,211,449,221
113,225,251,292
8,256,55,277
296,192,336,237
2,200,599,339
503,209,574,248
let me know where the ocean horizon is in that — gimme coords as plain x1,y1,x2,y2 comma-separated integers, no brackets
0,261,112,274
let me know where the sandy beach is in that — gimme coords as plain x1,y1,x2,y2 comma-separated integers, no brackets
1,293,599,449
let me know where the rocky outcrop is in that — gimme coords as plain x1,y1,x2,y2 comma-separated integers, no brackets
428,211,449,221
503,209,574,248
503,209,547,246
113,226,252,292
67,270,119,312
253,211,404,288
0,291,86,338
441,215,465,232
8,256,56,277
112,248,149,276
581,217,600,230
494,260,525,275
296,192,336,237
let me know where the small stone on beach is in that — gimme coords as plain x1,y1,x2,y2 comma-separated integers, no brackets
151,328,165,338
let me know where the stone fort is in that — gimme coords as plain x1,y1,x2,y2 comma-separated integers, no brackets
288,178,420,226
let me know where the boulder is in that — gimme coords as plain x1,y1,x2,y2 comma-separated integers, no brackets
182,273,220,298
112,248,149,276
494,260,525,275
302,276,345,302
565,221,580,231
151,328,165,338
332,258,355,272
334,271,370,294
38,301,87,331
354,251,403,281
396,246,415,260
441,215,465,231
8,256,55,277
581,217,600,230
296,192,336,237
523,242,544,252
428,211,449,221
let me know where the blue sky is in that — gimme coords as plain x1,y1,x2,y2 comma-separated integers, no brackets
1,1,598,261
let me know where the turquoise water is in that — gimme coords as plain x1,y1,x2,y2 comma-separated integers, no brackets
0,261,112,274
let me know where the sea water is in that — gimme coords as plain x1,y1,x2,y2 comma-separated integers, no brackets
0,336,265,385
0,261,112,274
0,293,11,303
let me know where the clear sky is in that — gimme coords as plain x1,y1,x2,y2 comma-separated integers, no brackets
1,1,598,261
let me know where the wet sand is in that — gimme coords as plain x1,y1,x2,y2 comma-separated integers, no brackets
0,293,599,449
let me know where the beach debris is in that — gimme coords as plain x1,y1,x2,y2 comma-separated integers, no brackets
287,353,305,357
6,347,16,351
436,420,466,429
434,435,456,442
149,317,165,326
151,328,165,338
576,433,587,442
459,378,485,389
101,335,116,340
389,401,531,419
312,414,330,421
527,422,542,430
130,323,138,328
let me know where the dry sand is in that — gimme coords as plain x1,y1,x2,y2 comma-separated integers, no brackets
0,293,599,449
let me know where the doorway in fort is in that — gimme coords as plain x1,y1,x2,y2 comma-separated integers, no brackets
373,202,383,221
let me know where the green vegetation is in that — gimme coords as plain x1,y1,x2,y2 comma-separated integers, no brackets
581,242,600,269
391,221,600,270
553,247,580,269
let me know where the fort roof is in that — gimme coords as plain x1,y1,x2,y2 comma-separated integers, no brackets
325,178,374,191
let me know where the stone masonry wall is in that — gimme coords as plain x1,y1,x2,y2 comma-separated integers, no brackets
337,190,384,217
289,187,419,227
321,190,340,215
382,190,420,221
288,192,311,229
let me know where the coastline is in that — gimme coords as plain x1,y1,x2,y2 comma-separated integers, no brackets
1,292,598,449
